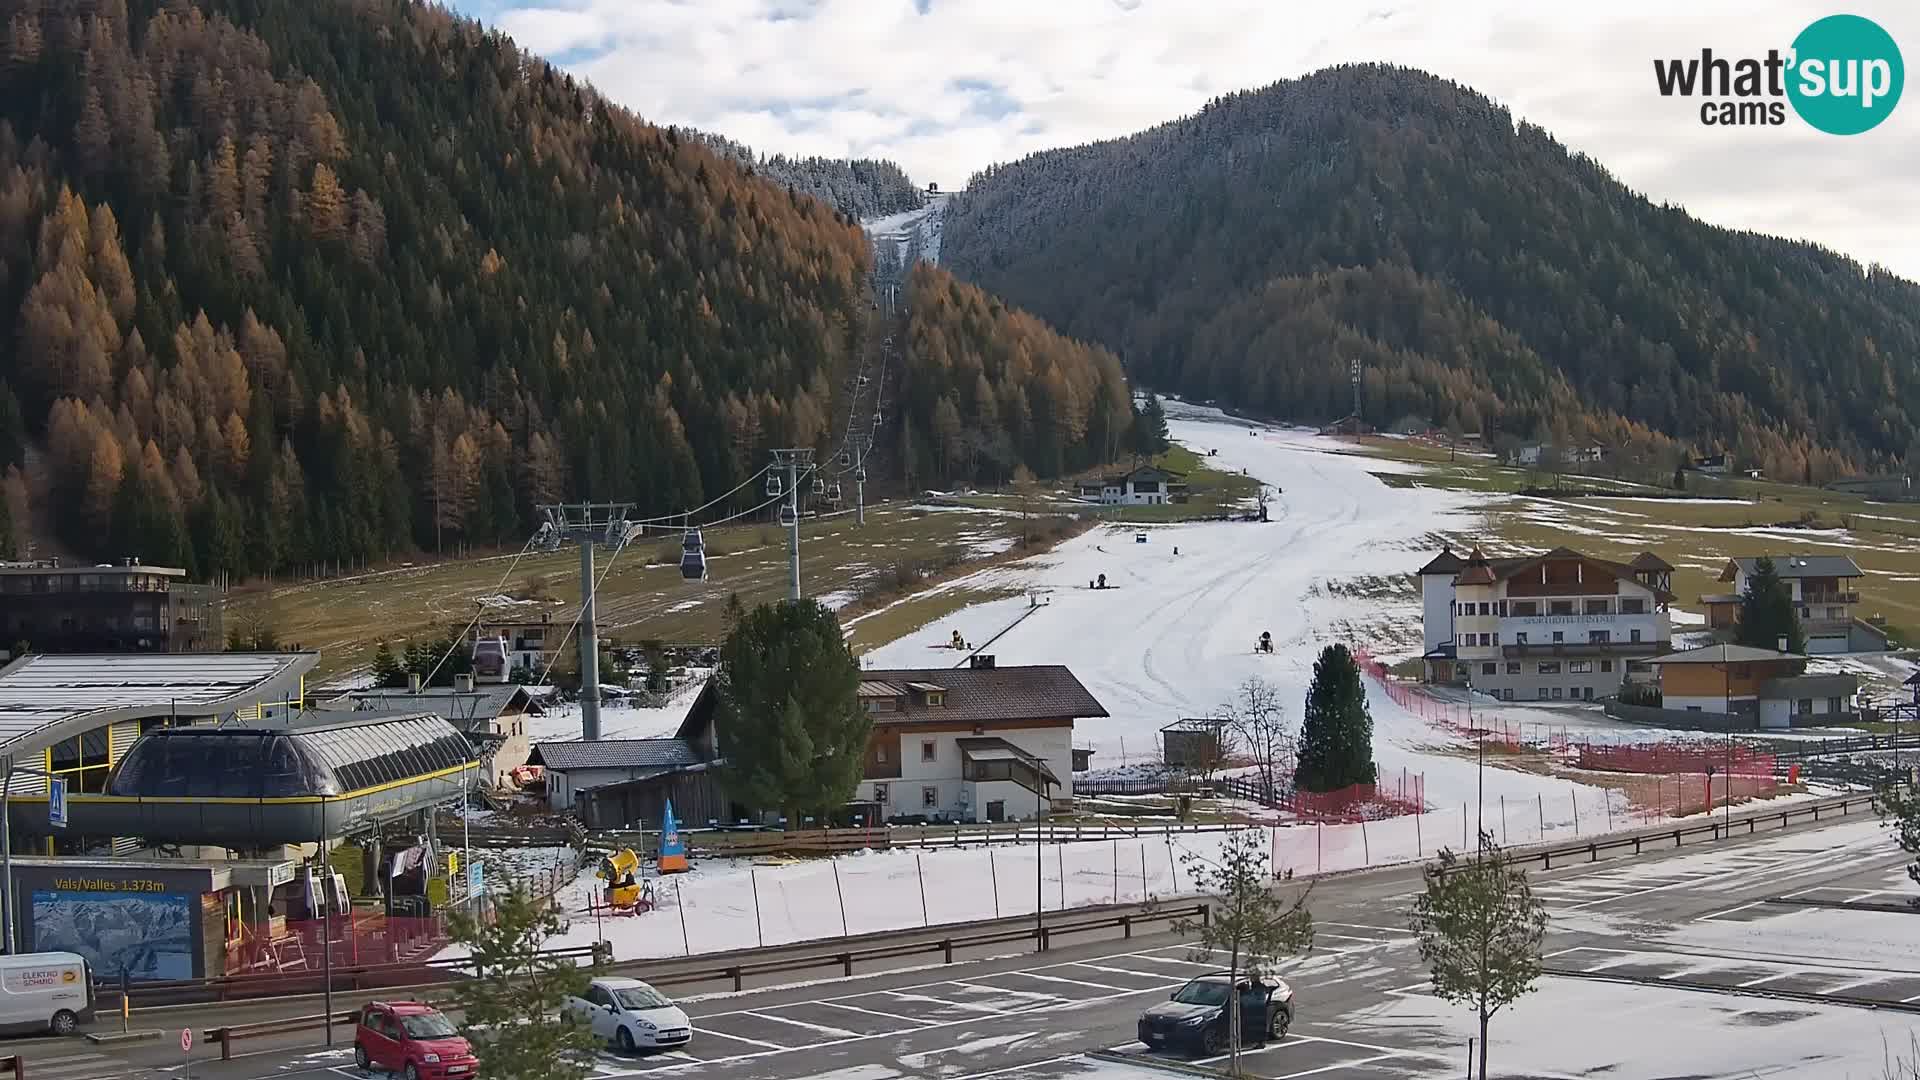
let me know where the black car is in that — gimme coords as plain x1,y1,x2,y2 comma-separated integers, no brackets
1137,972,1293,1056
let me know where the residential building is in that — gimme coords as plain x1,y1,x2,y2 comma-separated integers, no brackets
1701,555,1886,654
468,615,560,674
1076,465,1188,506
326,676,543,787
1416,546,1674,701
0,559,222,657
850,659,1106,823
1824,474,1912,501
1648,643,1857,729
528,737,721,820
1689,454,1732,474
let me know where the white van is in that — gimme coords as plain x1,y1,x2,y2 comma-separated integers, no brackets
0,952,93,1034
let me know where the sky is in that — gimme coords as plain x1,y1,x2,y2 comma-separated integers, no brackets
448,0,1920,279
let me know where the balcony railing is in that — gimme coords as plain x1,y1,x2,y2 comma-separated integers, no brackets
1502,641,1664,658
1801,592,1860,605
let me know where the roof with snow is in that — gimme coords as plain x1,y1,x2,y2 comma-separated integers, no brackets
529,737,702,773
1722,556,1863,580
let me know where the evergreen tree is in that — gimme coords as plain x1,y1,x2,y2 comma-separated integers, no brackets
371,641,405,688
1735,556,1805,654
715,599,866,824
445,885,602,1080
1136,393,1171,456
1296,644,1377,792
1408,834,1548,1080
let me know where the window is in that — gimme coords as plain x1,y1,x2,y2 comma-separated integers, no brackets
1478,633,1490,646
1601,660,1614,673
1569,660,1593,673
1620,598,1645,614
1630,629,1642,643
867,698,897,713
1799,607,1811,619
1515,632,1529,645
1482,663,1497,676
1538,687,1549,700
1506,662,1521,674
926,692,945,706
1552,687,1563,700
1501,689,1515,701
1589,630,1610,644
922,786,939,808
1797,698,1814,714
876,745,888,764
873,783,889,803
921,740,937,762
1492,633,1500,646
1538,661,1561,674
1585,599,1611,615
1828,696,1843,714
1550,600,1575,615
1478,603,1491,615
1552,631,1564,643
1686,705,1702,713
1511,601,1538,616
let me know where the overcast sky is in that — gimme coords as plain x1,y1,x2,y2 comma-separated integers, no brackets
449,0,1920,279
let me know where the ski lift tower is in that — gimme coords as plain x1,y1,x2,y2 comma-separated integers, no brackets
535,502,637,742
770,449,815,601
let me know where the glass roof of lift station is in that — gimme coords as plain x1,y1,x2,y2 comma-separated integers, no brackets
107,711,476,799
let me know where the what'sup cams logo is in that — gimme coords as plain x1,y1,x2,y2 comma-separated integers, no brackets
1654,14,1903,134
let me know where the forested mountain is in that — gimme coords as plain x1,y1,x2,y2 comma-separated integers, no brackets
893,262,1132,488
942,64,1920,482
691,131,926,221
0,0,1125,578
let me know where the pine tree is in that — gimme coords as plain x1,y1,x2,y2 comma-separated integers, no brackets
714,599,866,824
1735,556,1805,654
371,640,406,688
1296,644,1377,792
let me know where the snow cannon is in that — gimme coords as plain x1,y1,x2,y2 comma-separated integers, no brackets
598,849,649,912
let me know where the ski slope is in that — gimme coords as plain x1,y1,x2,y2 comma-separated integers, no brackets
864,192,948,266
863,405,1605,810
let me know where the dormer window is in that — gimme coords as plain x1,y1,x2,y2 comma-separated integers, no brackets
926,692,945,707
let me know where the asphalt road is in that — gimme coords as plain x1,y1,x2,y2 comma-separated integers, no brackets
12,804,1915,1080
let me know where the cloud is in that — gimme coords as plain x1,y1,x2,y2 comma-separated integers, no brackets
450,0,1920,277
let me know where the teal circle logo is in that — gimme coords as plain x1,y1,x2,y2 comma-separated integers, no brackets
1787,14,1903,135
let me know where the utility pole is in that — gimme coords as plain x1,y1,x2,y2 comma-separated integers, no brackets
770,450,814,601
535,503,639,741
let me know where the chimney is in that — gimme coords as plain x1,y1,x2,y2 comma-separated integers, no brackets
971,654,996,670
408,672,423,693
454,673,475,693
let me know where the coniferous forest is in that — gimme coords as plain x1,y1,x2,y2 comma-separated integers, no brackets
0,0,1126,577
941,64,1920,483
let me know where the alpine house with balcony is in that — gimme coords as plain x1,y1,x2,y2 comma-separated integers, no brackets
1417,546,1675,701
1699,555,1888,654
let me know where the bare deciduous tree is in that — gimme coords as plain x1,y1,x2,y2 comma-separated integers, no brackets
1222,676,1290,800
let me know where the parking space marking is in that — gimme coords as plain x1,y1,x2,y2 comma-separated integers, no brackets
1126,953,1221,969
884,990,1012,1015
740,1010,860,1038
1819,974,1887,994
1695,900,1768,921
815,999,934,1025
691,1026,791,1050
1073,961,1190,980
950,980,1066,1002
1002,970,1135,992
1736,971,1797,988
1322,921,1411,935
1270,1052,1400,1078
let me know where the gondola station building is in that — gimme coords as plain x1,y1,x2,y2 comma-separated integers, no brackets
1417,546,1675,701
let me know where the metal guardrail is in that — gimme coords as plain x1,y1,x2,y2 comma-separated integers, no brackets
588,821,1237,858
617,903,1211,993
95,946,603,1012
1762,732,1920,762
193,904,1211,1055
1493,792,1876,872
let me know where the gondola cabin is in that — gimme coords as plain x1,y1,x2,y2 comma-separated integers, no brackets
472,635,510,684
679,529,708,581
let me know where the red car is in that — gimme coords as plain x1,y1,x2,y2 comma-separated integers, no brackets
354,1002,478,1079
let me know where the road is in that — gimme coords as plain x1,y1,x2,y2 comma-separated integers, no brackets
16,806,1918,1080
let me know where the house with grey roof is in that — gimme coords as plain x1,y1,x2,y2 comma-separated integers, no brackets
1705,555,1887,654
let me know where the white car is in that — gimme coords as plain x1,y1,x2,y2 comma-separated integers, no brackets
565,977,693,1054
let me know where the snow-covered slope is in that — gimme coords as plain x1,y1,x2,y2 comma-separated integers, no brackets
865,191,948,268
861,405,1581,809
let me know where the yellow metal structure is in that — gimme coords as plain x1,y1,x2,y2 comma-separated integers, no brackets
598,848,648,910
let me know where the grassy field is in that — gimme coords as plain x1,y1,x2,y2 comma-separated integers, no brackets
1346,437,1920,639
234,501,1050,679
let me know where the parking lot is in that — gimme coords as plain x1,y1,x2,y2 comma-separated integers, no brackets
570,924,1414,1076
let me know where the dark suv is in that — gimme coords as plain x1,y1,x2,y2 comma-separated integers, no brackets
1137,972,1293,1056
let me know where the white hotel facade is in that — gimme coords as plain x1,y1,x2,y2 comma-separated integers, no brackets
1418,546,1675,701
